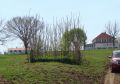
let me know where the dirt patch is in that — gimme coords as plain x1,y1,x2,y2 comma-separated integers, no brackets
114,72,120,84
104,69,115,84
0,76,10,84
0,79,7,84
104,69,120,84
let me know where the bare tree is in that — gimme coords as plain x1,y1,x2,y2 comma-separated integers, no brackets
106,21,119,48
0,20,9,45
29,28,43,62
4,16,44,54
0,20,4,44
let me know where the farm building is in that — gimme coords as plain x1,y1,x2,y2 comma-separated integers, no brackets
85,32,119,50
8,48,31,54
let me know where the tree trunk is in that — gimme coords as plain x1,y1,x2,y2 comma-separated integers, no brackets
112,37,115,48
83,40,86,50
74,50,81,64
24,43,28,54
74,44,81,64
25,47,28,54
30,49,34,63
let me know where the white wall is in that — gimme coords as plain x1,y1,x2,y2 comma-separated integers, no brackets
8,50,25,54
95,43,119,48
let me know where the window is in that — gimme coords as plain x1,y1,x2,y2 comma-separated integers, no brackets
10,50,12,52
19,50,21,52
14,50,17,52
113,52,120,58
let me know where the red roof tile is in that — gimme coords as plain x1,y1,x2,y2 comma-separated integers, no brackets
93,32,112,41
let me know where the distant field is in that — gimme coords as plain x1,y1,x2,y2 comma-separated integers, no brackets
0,49,116,84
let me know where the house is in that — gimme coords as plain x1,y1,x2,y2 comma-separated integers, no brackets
116,37,120,48
8,48,31,54
85,44,94,50
92,32,119,49
85,32,119,50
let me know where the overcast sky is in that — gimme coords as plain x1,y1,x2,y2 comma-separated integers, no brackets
0,0,120,53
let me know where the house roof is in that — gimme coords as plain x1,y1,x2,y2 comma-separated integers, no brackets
8,48,30,51
92,32,112,41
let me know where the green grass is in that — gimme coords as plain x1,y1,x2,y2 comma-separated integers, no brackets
0,49,115,84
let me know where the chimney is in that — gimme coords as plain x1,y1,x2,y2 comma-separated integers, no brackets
103,32,106,34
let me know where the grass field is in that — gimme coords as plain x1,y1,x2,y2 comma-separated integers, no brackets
0,49,115,84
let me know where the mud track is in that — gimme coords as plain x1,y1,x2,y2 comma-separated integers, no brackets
104,69,120,84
